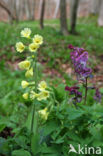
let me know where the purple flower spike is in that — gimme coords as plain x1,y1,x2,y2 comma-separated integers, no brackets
69,46,92,79
67,44,101,105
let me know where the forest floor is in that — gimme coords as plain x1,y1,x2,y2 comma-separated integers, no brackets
0,16,103,114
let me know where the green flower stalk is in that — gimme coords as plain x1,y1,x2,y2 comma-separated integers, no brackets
31,54,37,134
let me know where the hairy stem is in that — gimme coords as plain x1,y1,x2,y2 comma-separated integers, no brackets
31,54,38,133
84,77,88,105
31,101,35,133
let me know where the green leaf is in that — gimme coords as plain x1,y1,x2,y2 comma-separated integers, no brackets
14,136,28,149
12,149,31,156
54,136,65,144
31,133,40,155
0,124,6,132
93,140,103,147
67,108,84,120
53,84,66,102
25,109,32,131
0,137,10,155
100,88,103,94
43,120,59,136
41,143,61,155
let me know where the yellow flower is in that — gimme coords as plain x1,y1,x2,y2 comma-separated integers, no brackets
38,81,47,91
38,108,49,120
33,34,43,45
23,93,29,100
21,80,29,88
21,28,31,38
29,43,39,52
16,42,25,53
37,90,49,101
25,68,33,77
30,91,38,100
32,55,35,58
18,60,31,70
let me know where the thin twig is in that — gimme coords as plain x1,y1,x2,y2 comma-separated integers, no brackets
84,77,88,105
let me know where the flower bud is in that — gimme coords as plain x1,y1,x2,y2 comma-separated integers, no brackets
23,93,29,100
38,108,49,120
21,81,29,88
25,68,33,77
18,60,31,70
38,81,47,91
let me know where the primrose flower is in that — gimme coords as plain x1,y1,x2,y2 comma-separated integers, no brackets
29,43,39,52
38,81,47,91
23,93,29,100
21,28,31,38
37,90,49,101
18,60,31,70
38,108,49,121
33,34,43,45
16,42,25,53
25,68,33,77
30,91,38,100
21,80,29,88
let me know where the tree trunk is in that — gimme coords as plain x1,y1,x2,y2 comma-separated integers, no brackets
53,0,60,19
15,0,22,21
25,0,31,20
70,0,79,34
60,0,69,36
7,0,14,23
31,0,35,20
98,0,103,26
25,0,35,20
18,0,25,21
90,0,101,15
0,0,16,21
40,0,45,29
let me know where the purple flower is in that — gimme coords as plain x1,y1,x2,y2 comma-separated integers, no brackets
69,46,92,79
94,88,101,103
65,86,82,104
65,86,79,94
68,44,74,49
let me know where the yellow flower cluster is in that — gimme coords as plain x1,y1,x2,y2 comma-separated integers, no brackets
30,81,49,101
16,28,43,53
16,28,49,102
